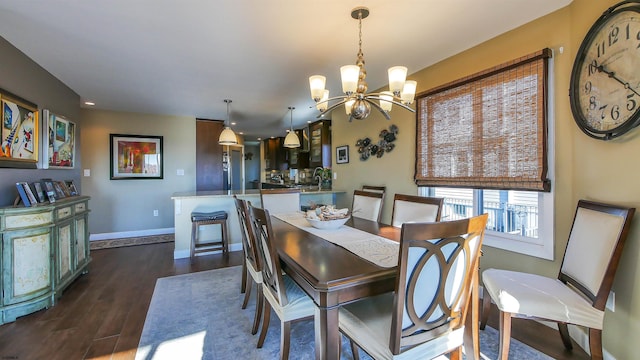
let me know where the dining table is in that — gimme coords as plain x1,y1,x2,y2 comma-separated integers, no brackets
270,213,481,360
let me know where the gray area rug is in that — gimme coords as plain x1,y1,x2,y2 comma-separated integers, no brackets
136,266,552,360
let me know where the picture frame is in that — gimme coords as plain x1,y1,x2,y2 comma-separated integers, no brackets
110,134,163,180
31,181,46,203
41,179,57,203
1,89,39,169
42,109,75,169
65,180,78,196
336,145,349,164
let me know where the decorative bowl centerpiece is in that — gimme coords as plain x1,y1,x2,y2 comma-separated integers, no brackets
305,205,350,230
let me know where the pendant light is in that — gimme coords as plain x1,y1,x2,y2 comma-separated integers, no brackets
218,99,238,145
284,106,301,148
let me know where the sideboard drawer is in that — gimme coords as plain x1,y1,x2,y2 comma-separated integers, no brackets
57,207,72,220
74,202,86,213
5,211,53,230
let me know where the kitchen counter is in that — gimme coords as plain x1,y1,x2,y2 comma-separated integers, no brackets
171,189,345,259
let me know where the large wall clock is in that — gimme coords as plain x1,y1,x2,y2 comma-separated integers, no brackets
569,1,640,140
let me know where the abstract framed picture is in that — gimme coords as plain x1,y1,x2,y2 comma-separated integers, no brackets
0,89,39,168
336,145,349,164
110,134,163,180
42,109,76,169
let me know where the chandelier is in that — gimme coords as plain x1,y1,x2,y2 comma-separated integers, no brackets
218,99,238,145
309,6,417,121
283,106,301,148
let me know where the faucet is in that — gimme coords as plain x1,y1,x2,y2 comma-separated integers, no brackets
312,167,323,191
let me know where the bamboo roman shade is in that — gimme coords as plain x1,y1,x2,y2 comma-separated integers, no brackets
415,49,551,192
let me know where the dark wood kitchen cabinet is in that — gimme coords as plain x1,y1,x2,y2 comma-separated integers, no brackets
309,120,331,168
264,137,289,171
196,119,225,190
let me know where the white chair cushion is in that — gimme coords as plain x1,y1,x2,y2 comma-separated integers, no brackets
392,200,439,227
339,293,465,360
246,260,262,284
482,269,604,329
261,193,300,214
352,195,382,221
562,207,625,295
262,274,315,322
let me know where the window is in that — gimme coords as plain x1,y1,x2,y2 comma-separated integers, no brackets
415,49,554,259
420,187,553,259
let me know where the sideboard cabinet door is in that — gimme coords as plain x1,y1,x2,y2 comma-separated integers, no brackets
2,227,53,322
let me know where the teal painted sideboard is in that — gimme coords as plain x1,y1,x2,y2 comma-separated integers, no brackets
0,196,90,324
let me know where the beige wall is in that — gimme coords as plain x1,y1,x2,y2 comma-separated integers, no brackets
333,0,640,358
80,109,196,236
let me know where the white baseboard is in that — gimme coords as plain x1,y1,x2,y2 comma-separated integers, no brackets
89,227,175,241
479,285,615,359
174,242,242,259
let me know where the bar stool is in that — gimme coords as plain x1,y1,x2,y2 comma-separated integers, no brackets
190,210,229,259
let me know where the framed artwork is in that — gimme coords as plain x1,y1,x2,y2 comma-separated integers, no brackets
336,145,349,164
43,109,75,169
110,134,163,180
1,89,39,168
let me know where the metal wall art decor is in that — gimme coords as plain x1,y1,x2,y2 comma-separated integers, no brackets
355,124,398,161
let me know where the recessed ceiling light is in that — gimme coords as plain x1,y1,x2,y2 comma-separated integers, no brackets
238,132,244,135
257,137,262,141
84,101,95,106
231,122,236,125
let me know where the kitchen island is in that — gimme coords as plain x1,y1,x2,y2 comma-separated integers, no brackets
171,188,344,259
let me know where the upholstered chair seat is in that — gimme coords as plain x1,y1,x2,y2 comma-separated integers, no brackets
260,188,301,214
481,200,635,360
352,190,385,222
391,194,443,227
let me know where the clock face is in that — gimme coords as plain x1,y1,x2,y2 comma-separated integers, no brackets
570,5,640,140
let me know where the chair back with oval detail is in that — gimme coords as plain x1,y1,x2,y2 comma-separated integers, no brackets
338,214,488,359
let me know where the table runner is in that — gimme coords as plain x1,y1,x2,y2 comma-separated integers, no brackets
273,212,399,268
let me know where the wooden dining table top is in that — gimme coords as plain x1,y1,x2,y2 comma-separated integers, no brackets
270,216,400,299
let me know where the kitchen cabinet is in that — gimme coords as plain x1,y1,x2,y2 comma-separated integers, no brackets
309,120,331,168
196,119,225,191
288,129,309,169
0,196,90,324
264,137,289,171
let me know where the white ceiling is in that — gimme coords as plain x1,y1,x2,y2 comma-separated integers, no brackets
0,0,572,140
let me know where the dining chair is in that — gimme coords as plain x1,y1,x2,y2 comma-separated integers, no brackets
481,200,635,360
352,189,385,222
248,204,315,360
233,196,263,335
390,194,444,228
260,188,301,214
339,214,489,360
362,185,386,194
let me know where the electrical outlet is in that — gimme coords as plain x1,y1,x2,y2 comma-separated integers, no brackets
606,291,615,312
153,210,159,217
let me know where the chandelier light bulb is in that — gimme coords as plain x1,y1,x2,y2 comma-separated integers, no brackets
341,65,360,94
401,80,417,105
309,75,327,101
380,91,393,112
316,90,330,112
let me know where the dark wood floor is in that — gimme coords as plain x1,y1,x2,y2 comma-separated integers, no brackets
0,242,588,360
